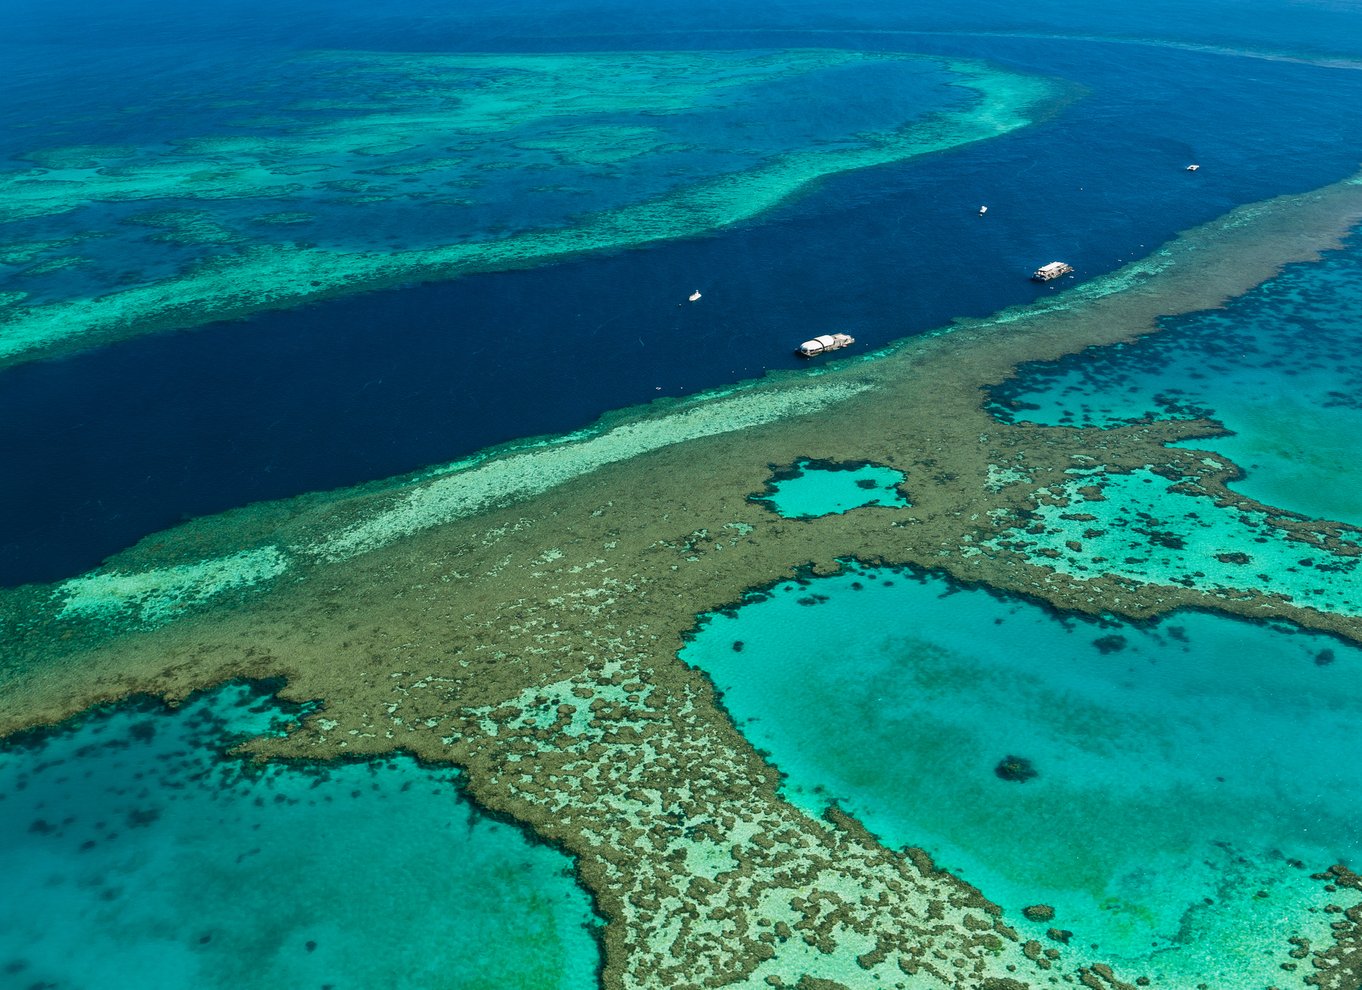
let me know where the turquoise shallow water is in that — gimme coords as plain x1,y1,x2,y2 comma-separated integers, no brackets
0,683,601,990
987,466,1362,617
751,458,910,519
682,565,1362,986
989,234,1362,526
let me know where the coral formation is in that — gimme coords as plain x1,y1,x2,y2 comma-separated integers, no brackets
995,756,1039,783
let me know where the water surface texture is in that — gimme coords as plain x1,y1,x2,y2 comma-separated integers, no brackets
8,26,1362,583
0,50,1026,367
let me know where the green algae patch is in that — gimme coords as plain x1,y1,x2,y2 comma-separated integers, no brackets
0,50,1060,368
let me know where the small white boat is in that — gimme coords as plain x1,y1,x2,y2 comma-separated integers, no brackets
688,289,702,302
979,205,988,216
1186,164,1200,172
796,332,855,357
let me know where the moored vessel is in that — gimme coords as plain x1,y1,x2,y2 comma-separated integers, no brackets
797,333,855,357
1031,261,1074,281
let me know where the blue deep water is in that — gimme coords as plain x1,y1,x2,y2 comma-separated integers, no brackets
7,7,1362,583
681,564,1362,986
0,681,602,990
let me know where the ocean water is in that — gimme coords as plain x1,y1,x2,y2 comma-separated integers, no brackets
8,16,1362,583
0,681,602,990
680,564,1362,986
5,1,1362,987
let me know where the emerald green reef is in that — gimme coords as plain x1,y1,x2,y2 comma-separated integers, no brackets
5,147,1362,987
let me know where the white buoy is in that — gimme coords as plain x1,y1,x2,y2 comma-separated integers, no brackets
688,289,702,302
979,205,988,216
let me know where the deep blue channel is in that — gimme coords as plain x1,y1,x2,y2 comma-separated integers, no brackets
4,34,1362,585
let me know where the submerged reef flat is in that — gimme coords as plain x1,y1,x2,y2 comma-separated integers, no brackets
0,51,1055,368
987,466,1361,614
6,174,1362,988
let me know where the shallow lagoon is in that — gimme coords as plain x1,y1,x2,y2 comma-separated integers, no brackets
988,467,1362,618
682,564,1362,986
0,682,601,990
751,458,909,518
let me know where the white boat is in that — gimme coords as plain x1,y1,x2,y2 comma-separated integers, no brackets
796,332,855,357
1186,164,1200,171
979,205,988,215
688,289,702,302
1032,261,1074,281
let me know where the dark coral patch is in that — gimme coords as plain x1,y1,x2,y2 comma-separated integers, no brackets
1092,634,1127,655
995,755,1038,782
